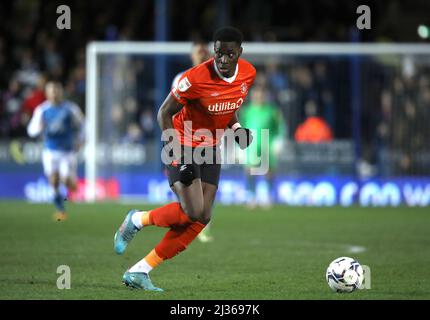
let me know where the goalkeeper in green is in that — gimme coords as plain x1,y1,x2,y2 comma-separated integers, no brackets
240,85,286,208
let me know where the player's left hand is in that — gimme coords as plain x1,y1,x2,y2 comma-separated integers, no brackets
234,127,253,149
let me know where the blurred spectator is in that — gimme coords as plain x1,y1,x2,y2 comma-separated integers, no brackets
0,36,7,88
42,38,63,76
0,0,428,179
295,100,333,143
313,61,335,128
22,74,47,117
140,109,156,140
122,123,144,144
110,104,125,140
265,59,288,96
376,90,393,147
370,61,430,177
395,99,424,175
1,78,23,137
15,49,41,88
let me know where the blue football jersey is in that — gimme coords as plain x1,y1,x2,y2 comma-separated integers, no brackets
27,100,84,151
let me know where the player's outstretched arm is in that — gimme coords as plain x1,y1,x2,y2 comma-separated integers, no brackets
157,93,184,131
157,93,186,160
158,93,196,185
71,103,85,151
27,106,44,138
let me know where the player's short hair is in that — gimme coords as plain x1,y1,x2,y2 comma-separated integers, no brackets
46,79,63,87
213,27,243,46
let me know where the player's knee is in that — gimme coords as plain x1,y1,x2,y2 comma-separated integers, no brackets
181,203,204,221
185,207,205,221
64,177,77,191
197,209,212,225
49,173,60,186
188,211,211,225
197,216,211,225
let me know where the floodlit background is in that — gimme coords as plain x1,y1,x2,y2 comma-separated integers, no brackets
1,0,429,205
0,0,429,300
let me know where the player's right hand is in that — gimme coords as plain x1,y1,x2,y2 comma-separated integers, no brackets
234,127,253,149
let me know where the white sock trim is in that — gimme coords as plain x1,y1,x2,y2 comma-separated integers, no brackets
131,211,144,229
129,258,153,274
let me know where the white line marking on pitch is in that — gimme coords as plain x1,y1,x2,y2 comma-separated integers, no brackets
347,246,366,253
345,245,367,253
275,240,367,254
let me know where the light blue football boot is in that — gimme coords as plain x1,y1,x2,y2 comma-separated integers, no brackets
114,209,140,255
123,271,164,292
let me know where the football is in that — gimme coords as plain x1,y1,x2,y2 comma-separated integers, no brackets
326,257,364,293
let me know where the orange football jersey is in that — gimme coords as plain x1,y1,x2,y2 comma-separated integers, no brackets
171,57,256,147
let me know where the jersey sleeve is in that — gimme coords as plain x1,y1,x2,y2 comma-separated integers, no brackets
170,69,198,105
27,105,44,138
171,72,183,90
69,103,85,144
70,103,84,124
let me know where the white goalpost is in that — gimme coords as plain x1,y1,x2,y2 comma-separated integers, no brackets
85,42,430,202
85,42,194,201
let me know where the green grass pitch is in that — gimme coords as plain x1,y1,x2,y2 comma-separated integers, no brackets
0,201,429,300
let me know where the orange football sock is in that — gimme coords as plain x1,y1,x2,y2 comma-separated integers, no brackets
146,202,192,228
155,221,206,260
144,249,164,269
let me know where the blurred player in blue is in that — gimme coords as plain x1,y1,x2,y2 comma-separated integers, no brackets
27,81,85,221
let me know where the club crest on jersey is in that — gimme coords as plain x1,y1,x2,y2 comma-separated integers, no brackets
240,82,248,94
178,77,192,92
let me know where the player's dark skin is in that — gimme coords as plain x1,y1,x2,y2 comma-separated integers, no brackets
214,40,243,78
157,40,243,224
